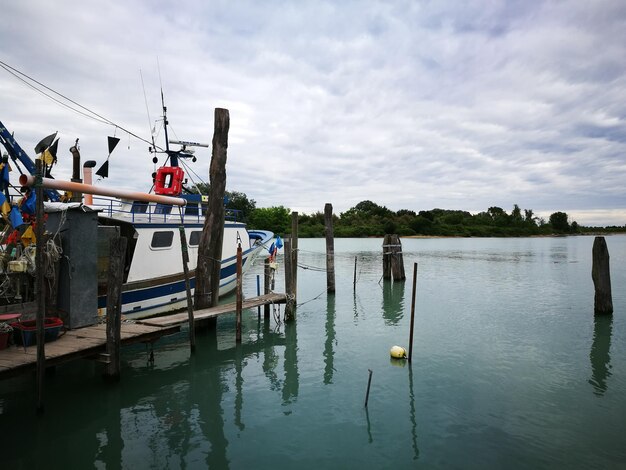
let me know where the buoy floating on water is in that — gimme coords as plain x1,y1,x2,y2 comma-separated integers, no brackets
390,345,407,359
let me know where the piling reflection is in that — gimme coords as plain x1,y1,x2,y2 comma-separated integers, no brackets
382,280,405,325
324,294,336,384
589,315,613,396
282,321,299,405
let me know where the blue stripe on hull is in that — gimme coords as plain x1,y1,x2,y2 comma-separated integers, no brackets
98,256,248,310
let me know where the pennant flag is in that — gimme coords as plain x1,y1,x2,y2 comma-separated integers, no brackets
21,190,36,215
95,159,109,178
108,136,120,155
0,162,9,191
48,138,59,161
20,225,35,247
34,132,57,154
9,206,24,228
0,192,10,216
43,148,55,165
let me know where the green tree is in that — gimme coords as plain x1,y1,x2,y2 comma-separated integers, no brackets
248,206,291,233
549,211,570,232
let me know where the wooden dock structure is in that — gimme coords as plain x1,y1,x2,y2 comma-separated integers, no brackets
139,293,287,327
0,323,180,380
0,293,287,380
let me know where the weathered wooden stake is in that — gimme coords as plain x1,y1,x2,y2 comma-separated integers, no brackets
256,274,261,319
284,236,295,321
383,234,405,281
195,108,229,312
324,203,335,293
179,226,195,352
364,369,373,408
35,158,46,413
353,256,357,290
592,236,613,315
408,263,418,363
291,211,298,302
264,258,271,319
105,236,127,381
236,244,243,342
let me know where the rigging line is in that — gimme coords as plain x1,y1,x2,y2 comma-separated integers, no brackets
0,60,158,149
0,63,110,125
140,68,155,146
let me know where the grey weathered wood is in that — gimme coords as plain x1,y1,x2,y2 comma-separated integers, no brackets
179,226,195,351
390,234,406,281
324,203,335,293
382,234,391,280
105,236,127,380
592,236,613,315
291,212,298,302
236,244,243,342
284,236,295,321
35,158,46,412
195,108,229,311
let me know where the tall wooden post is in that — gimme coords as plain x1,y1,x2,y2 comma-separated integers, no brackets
264,258,271,319
195,108,229,312
291,212,298,303
284,236,295,321
105,236,127,380
179,226,195,352
408,263,418,362
390,234,406,281
236,244,243,342
382,234,391,280
34,158,46,412
324,203,335,293
592,237,613,315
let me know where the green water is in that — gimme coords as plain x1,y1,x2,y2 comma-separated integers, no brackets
1,236,625,469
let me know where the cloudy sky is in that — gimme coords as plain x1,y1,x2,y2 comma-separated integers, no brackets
1,0,625,226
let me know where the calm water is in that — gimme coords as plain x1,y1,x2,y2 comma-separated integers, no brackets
1,236,625,469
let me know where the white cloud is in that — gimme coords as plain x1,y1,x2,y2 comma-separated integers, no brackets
1,0,625,225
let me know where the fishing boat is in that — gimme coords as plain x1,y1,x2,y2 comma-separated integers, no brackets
0,108,273,322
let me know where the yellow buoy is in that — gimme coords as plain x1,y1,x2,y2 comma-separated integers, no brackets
390,345,407,359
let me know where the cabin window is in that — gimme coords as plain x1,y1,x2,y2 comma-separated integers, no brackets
155,204,172,215
151,231,174,249
131,201,149,213
189,231,202,246
185,203,199,216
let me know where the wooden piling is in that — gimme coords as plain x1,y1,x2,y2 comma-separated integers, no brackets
284,236,295,321
195,108,229,312
291,212,298,302
383,234,405,281
179,226,195,352
34,158,46,412
236,244,243,342
592,236,613,315
408,263,418,363
105,235,127,380
264,258,271,319
324,203,336,293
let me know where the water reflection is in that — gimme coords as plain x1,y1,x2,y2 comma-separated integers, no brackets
382,280,405,325
324,294,336,384
589,315,613,396
282,321,299,406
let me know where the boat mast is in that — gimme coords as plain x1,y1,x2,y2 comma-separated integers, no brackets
161,89,178,167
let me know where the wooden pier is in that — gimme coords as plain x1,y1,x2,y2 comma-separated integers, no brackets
0,293,287,380
139,293,287,328
0,322,180,380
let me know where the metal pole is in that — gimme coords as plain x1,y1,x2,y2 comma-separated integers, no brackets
236,244,243,342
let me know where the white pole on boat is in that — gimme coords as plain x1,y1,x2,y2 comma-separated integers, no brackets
19,174,186,206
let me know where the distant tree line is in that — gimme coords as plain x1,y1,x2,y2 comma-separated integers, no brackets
190,185,624,237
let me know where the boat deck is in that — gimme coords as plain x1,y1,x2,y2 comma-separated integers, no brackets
0,323,180,380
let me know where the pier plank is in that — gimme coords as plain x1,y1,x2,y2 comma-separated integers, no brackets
139,293,287,327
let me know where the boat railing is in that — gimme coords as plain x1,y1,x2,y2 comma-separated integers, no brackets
89,196,244,224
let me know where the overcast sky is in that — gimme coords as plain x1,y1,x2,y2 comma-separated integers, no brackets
1,0,625,226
